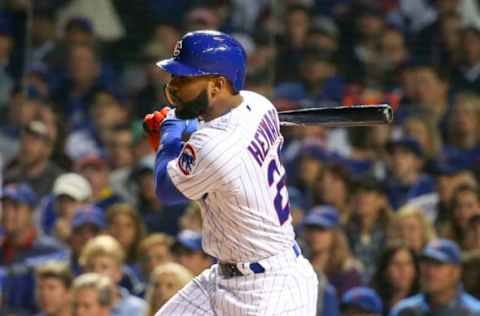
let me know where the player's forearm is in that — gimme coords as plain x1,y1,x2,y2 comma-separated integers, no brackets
154,121,189,205
154,154,188,205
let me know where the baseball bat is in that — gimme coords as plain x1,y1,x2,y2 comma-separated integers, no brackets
278,104,393,127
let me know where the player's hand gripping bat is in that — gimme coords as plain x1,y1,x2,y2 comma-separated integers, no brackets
278,104,393,127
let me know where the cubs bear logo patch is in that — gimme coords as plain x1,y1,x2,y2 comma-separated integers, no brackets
178,144,196,175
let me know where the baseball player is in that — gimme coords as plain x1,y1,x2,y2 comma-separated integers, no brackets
143,30,318,315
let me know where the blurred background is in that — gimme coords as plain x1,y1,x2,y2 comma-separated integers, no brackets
1,0,480,315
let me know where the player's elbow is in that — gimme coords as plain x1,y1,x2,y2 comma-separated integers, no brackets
155,183,181,205
155,173,188,206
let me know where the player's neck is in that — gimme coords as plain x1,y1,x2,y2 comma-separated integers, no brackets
202,93,243,121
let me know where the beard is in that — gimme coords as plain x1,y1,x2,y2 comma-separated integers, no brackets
174,89,209,120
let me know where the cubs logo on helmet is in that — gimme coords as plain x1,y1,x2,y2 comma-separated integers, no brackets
178,144,196,176
173,40,182,57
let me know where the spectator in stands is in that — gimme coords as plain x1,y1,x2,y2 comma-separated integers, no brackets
50,173,93,242
144,262,193,316
462,250,480,299
178,203,203,233
111,153,153,206
0,182,63,265
130,121,152,163
183,6,223,32
74,153,122,210
245,70,275,103
134,31,173,118
444,93,480,170
71,273,114,316
288,150,325,203
442,184,480,245
429,163,478,224
435,12,464,75
344,3,386,84
313,163,351,223
68,206,106,274
65,90,129,161
388,205,436,253
412,65,450,130
29,10,57,66
346,177,392,282
4,120,64,198
0,17,14,110
390,239,480,316
171,230,214,277
378,27,409,90
35,105,69,170
402,115,442,167
63,17,97,47
275,3,311,83
69,204,141,296
138,234,174,285
346,124,391,169
340,287,383,316
247,30,276,79
453,25,480,92
303,205,363,297
307,16,339,55
129,157,187,235
286,186,308,232
86,91,129,148
298,206,341,316
22,64,52,104
36,261,73,316
384,138,435,209
79,235,146,316
106,203,145,266
45,16,96,73
0,87,26,162
412,0,461,62
371,241,419,315
53,44,116,130
464,214,480,251
0,182,67,313
105,124,134,172
275,46,344,106
309,49,342,103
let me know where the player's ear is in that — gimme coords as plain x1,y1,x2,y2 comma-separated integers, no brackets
209,76,226,98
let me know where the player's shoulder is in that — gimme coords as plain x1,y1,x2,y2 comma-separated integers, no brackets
240,90,276,110
186,128,218,150
187,122,241,155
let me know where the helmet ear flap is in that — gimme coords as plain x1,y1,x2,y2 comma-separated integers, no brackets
233,68,245,93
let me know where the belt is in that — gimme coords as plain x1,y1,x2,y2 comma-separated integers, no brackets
219,243,301,278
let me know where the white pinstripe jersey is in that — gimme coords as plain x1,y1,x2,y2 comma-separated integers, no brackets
167,90,295,263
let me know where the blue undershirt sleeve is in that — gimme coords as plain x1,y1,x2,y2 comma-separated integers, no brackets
153,119,194,205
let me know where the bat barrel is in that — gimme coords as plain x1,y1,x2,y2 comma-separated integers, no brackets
278,104,393,127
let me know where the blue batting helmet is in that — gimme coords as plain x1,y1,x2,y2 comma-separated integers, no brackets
156,30,247,92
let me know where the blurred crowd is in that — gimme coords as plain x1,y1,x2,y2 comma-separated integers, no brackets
1,0,480,315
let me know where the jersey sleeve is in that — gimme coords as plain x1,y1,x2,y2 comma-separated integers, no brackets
167,129,240,200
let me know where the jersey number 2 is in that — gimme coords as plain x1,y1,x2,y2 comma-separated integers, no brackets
267,158,290,225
